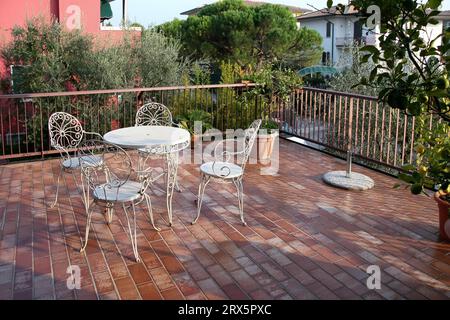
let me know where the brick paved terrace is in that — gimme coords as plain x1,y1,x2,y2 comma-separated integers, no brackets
0,139,449,300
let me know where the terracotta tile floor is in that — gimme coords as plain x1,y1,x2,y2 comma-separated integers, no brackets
0,140,449,300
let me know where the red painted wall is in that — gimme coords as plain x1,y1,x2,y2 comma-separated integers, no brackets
0,0,58,45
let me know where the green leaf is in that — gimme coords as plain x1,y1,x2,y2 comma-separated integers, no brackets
428,18,439,25
402,164,416,171
399,173,414,184
412,171,423,181
327,0,333,9
369,66,378,82
427,0,441,9
411,183,423,195
361,45,379,55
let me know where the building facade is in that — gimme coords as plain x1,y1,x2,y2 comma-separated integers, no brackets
297,6,378,67
298,6,450,68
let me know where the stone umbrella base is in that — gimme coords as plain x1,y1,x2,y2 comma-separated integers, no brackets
323,171,374,191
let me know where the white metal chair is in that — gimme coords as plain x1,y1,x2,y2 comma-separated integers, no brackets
135,102,175,127
135,102,182,192
48,112,103,208
192,119,262,226
78,140,159,263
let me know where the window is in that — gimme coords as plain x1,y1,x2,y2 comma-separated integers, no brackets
322,52,331,65
10,65,28,94
326,22,332,38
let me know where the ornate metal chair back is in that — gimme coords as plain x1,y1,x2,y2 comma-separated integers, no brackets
48,112,84,160
135,102,173,127
78,140,134,201
241,119,262,170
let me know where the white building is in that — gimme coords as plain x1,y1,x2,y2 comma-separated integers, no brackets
298,6,450,67
297,6,377,67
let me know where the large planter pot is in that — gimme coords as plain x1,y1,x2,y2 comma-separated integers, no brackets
190,134,202,149
434,191,450,241
110,119,120,130
256,131,278,163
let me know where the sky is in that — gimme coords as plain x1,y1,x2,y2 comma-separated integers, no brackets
109,0,450,27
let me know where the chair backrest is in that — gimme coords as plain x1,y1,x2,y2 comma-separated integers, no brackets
212,119,262,175
241,119,262,170
135,102,173,127
78,140,134,201
48,112,84,151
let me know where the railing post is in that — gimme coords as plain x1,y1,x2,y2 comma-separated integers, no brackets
346,97,353,177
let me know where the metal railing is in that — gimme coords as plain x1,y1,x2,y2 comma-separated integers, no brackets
0,83,268,161
0,84,430,173
278,87,424,172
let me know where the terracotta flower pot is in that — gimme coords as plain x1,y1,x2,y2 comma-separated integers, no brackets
111,119,120,130
257,131,278,163
190,134,202,149
434,191,450,241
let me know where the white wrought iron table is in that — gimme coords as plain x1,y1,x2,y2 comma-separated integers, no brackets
103,126,190,226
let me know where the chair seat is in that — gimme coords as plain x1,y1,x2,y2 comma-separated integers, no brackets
200,161,243,179
62,155,102,169
93,180,142,202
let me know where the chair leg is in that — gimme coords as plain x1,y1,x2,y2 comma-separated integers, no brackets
49,166,63,208
122,202,140,263
106,205,114,224
80,203,94,253
175,179,183,193
144,194,161,231
192,174,210,225
234,179,246,226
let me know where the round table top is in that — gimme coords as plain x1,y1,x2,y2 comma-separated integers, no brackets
103,126,191,150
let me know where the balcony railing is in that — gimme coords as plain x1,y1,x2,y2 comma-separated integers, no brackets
0,84,432,173
277,87,428,172
0,83,267,161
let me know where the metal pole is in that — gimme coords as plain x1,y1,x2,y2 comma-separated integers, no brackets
122,0,128,25
346,150,352,177
346,98,353,177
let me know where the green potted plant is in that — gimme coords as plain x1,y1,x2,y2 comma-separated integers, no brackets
174,109,213,148
337,0,450,240
245,65,302,162
402,116,450,241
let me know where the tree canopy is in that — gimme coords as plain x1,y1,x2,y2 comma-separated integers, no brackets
158,0,322,69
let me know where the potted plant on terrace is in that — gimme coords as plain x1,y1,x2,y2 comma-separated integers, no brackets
404,116,450,241
336,0,450,240
257,118,279,162
246,65,302,162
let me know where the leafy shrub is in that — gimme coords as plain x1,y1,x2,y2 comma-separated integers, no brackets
174,109,213,135
326,42,381,96
1,17,97,93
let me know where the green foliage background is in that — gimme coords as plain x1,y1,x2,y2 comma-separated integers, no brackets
158,0,322,70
